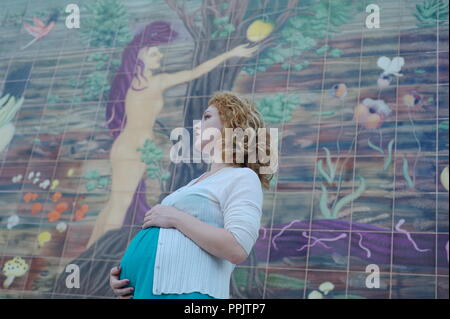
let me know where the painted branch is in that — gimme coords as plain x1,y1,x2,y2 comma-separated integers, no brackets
164,0,200,39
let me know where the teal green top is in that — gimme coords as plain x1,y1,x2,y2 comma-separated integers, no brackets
120,226,214,299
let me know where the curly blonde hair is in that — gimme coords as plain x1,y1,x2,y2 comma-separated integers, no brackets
208,91,277,190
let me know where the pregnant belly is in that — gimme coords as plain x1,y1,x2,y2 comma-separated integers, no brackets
119,227,160,285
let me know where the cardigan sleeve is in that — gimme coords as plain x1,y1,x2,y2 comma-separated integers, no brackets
221,168,263,256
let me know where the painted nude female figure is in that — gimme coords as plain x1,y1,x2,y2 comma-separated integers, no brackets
86,21,259,248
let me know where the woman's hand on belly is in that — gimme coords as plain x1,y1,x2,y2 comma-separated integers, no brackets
110,265,134,299
142,204,183,229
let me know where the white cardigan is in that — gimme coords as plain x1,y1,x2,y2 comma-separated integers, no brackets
152,166,263,299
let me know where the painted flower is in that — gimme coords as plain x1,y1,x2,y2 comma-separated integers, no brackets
11,175,23,183
377,56,405,88
329,83,348,99
354,98,392,129
7,215,20,230
403,91,423,107
377,74,393,89
56,222,67,233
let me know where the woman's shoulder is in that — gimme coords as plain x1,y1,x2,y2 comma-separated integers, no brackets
219,167,263,207
224,166,262,186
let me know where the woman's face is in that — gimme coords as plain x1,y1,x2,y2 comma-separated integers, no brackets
139,46,163,70
194,105,223,154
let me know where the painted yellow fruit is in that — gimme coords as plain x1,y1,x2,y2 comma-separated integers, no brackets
441,167,449,192
246,20,274,42
38,231,52,248
50,179,59,191
67,168,75,177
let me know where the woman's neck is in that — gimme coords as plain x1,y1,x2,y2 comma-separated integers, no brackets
209,162,229,173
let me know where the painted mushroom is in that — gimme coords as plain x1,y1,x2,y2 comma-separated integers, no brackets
441,167,449,192
307,290,324,299
319,281,335,295
2,257,29,288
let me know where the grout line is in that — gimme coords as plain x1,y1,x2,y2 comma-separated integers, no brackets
344,0,371,297
388,0,404,300
434,0,441,300
302,0,334,300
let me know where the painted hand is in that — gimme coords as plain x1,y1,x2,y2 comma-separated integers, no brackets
142,204,181,229
230,43,260,58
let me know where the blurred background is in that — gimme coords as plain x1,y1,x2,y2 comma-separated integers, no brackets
0,0,448,299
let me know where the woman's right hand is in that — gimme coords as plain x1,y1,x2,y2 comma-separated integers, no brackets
110,265,134,299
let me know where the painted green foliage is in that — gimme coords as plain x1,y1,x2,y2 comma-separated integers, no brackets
84,170,110,192
402,157,414,188
255,93,299,123
243,0,360,75
414,0,449,27
77,0,132,102
367,138,396,172
211,3,236,39
47,94,61,106
316,147,337,184
319,175,366,219
137,139,171,181
1,11,26,27
317,147,367,219
80,0,131,48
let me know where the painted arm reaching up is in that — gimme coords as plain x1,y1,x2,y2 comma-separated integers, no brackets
158,43,259,89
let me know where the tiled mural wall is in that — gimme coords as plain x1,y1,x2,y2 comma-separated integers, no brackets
0,0,448,299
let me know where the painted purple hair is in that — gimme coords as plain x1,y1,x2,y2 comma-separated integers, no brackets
106,21,178,226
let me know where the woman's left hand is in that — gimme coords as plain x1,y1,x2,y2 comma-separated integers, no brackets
142,204,182,229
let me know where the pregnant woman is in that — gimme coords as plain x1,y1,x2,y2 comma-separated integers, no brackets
109,91,276,299
86,20,259,248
